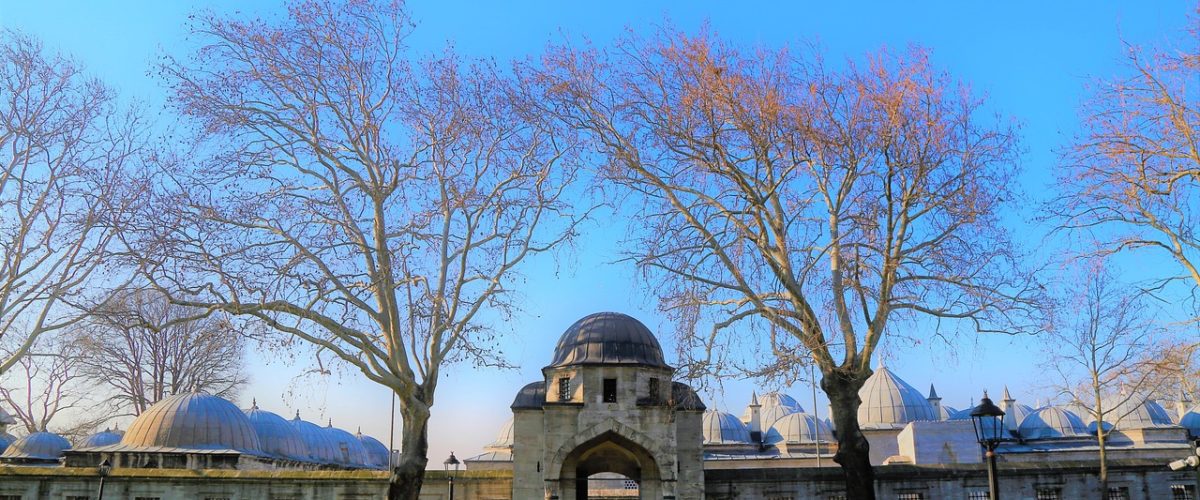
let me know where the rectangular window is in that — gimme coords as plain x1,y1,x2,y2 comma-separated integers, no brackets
1107,487,1129,500
968,492,989,500
558,377,571,401
648,377,660,400
897,493,923,500
1035,488,1061,500
603,378,617,403
1174,484,1196,500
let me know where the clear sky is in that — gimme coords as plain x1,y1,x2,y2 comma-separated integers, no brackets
1,0,1196,469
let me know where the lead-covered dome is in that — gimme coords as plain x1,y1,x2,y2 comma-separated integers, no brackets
324,421,370,467
1019,406,1088,440
703,410,752,444
741,392,804,424
487,417,515,449
765,412,834,445
244,402,309,461
291,413,342,464
857,367,937,428
1103,394,1174,430
357,430,389,468
1,432,70,461
78,428,123,448
548,312,669,368
122,393,261,453
0,432,15,453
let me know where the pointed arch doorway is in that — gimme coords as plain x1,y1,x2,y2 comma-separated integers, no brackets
558,431,662,500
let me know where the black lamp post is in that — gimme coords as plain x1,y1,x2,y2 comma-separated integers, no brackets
96,458,112,499
970,391,1006,500
444,451,460,500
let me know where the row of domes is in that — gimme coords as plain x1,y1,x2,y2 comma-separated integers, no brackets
697,367,1191,446
0,393,388,468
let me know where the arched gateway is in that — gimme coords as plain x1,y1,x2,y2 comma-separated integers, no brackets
510,313,706,500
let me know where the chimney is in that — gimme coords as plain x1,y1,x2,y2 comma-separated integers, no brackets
928,384,943,420
748,391,763,444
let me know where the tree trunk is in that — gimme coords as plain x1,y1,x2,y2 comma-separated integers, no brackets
1097,422,1108,500
822,367,876,500
389,405,431,500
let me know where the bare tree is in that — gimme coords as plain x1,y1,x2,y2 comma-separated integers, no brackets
0,31,141,377
139,2,584,498
539,30,1039,499
0,336,91,434
74,290,246,416
1043,261,1171,498
1054,11,1200,298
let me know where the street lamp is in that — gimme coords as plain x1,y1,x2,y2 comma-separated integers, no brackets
444,451,460,500
970,391,1006,500
96,458,112,499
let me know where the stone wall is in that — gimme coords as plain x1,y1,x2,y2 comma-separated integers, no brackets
0,466,388,500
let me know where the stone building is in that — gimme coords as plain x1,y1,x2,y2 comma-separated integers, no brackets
1,311,1200,499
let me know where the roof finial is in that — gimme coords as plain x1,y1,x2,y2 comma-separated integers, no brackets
251,398,258,410
328,418,333,428
295,410,301,420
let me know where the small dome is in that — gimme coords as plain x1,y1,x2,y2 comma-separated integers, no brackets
759,405,798,429
122,393,261,453
937,405,958,421
290,414,343,464
765,412,833,445
357,430,389,468
857,368,937,427
488,417,515,449
1019,406,1088,440
244,402,309,460
1179,406,1200,437
78,429,123,448
2,432,70,460
547,312,669,368
324,422,370,467
1104,395,1174,430
1001,399,1036,434
702,410,752,444
0,432,15,453
0,407,16,426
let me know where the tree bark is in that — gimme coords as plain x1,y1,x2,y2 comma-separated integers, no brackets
389,404,431,500
823,367,876,500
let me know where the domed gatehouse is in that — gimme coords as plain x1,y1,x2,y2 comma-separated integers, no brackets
510,312,705,500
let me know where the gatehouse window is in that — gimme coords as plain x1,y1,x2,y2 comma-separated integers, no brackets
603,378,618,402
558,377,571,401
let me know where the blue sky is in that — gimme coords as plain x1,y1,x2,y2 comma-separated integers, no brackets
1,0,1195,467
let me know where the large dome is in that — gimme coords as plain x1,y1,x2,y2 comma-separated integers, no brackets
547,312,669,368
857,367,937,428
487,417,515,449
244,402,309,461
703,410,752,445
2,432,70,460
122,393,261,453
